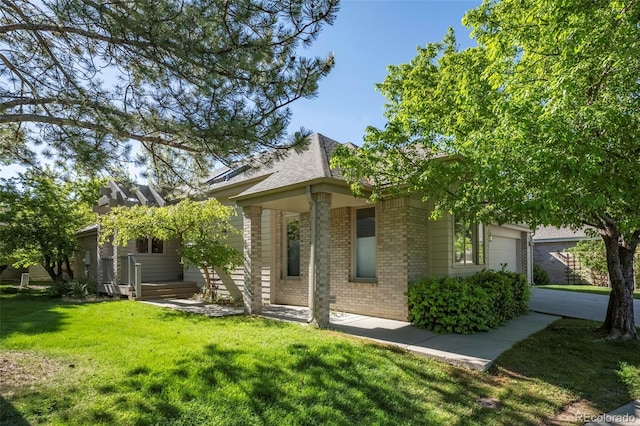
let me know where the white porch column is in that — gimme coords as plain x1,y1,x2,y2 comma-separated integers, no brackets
243,205,263,314
309,192,332,327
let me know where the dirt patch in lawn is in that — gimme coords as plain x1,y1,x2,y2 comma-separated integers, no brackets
0,351,72,396
544,399,598,425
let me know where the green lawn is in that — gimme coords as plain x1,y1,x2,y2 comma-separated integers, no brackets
537,284,640,299
1,285,639,425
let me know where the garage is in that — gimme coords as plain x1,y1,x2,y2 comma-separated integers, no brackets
489,236,521,273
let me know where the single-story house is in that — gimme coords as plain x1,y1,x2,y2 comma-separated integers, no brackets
182,133,533,326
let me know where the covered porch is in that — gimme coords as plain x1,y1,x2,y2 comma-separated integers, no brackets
97,281,200,300
237,181,370,327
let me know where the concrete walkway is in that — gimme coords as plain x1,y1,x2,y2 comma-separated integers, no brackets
146,299,558,371
262,305,558,371
585,400,639,426
530,287,640,326
141,298,244,316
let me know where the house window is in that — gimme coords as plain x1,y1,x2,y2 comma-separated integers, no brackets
355,207,376,279
136,238,164,254
454,217,484,265
285,217,300,277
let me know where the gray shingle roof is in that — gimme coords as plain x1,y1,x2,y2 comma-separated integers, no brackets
533,226,593,242
207,133,345,197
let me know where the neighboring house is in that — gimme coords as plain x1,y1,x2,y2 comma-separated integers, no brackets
0,265,27,282
83,181,197,299
532,226,600,284
183,133,533,326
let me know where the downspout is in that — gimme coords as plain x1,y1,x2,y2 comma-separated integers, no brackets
306,185,315,323
527,232,534,285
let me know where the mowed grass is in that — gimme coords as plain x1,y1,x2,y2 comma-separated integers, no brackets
537,284,640,299
1,285,639,425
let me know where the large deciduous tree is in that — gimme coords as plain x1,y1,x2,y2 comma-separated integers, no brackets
0,0,339,183
332,0,640,339
100,198,241,297
0,171,100,281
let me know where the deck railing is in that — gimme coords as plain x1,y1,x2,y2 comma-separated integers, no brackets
121,253,142,299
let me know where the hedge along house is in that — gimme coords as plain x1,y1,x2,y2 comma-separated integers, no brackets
184,133,533,327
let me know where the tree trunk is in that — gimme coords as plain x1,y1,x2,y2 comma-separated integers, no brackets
202,265,216,300
600,228,639,339
65,256,74,280
43,255,58,282
56,258,63,280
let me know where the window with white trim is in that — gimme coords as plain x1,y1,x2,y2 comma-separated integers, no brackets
355,207,376,279
454,217,484,265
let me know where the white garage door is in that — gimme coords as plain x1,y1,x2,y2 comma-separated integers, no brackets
489,237,520,273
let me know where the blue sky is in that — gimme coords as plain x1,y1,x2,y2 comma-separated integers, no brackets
0,0,480,180
287,0,481,145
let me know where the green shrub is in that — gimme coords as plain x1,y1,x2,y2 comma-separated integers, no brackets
533,264,550,286
498,270,531,315
468,269,515,327
618,362,640,399
407,270,531,334
47,279,95,299
47,280,71,297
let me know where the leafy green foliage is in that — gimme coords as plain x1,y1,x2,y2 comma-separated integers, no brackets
333,0,640,337
618,362,640,399
47,279,97,299
568,240,609,278
532,264,550,286
569,240,640,284
1,289,612,425
0,171,101,281
101,198,241,294
407,270,530,334
0,0,339,184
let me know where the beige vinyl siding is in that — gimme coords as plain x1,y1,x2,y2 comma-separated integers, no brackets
117,238,183,282
0,266,27,281
427,213,453,277
75,231,99,282
184,202,264,301
27,265,53,281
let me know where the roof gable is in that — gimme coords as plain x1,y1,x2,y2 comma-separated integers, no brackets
206,133,346,198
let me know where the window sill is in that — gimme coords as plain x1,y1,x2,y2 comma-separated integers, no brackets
453,264,485,268
349,279,378,285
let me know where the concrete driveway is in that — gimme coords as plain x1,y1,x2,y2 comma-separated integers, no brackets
529,287,640,326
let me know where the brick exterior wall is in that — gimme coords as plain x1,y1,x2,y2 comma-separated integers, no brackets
243,205,263,314
327,198,424,321
270,196,432,321
533,241,579,284
311,192,332,326
273,212,309,306
520,231,530,281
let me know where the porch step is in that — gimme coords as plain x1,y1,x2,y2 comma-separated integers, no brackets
136,282,200,301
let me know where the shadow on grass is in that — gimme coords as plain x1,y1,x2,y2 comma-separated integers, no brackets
94,334,573,425
494,318,640,414
0,286,113,337
0,395,30,426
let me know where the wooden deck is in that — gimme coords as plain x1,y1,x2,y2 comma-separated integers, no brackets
97,281,200,301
